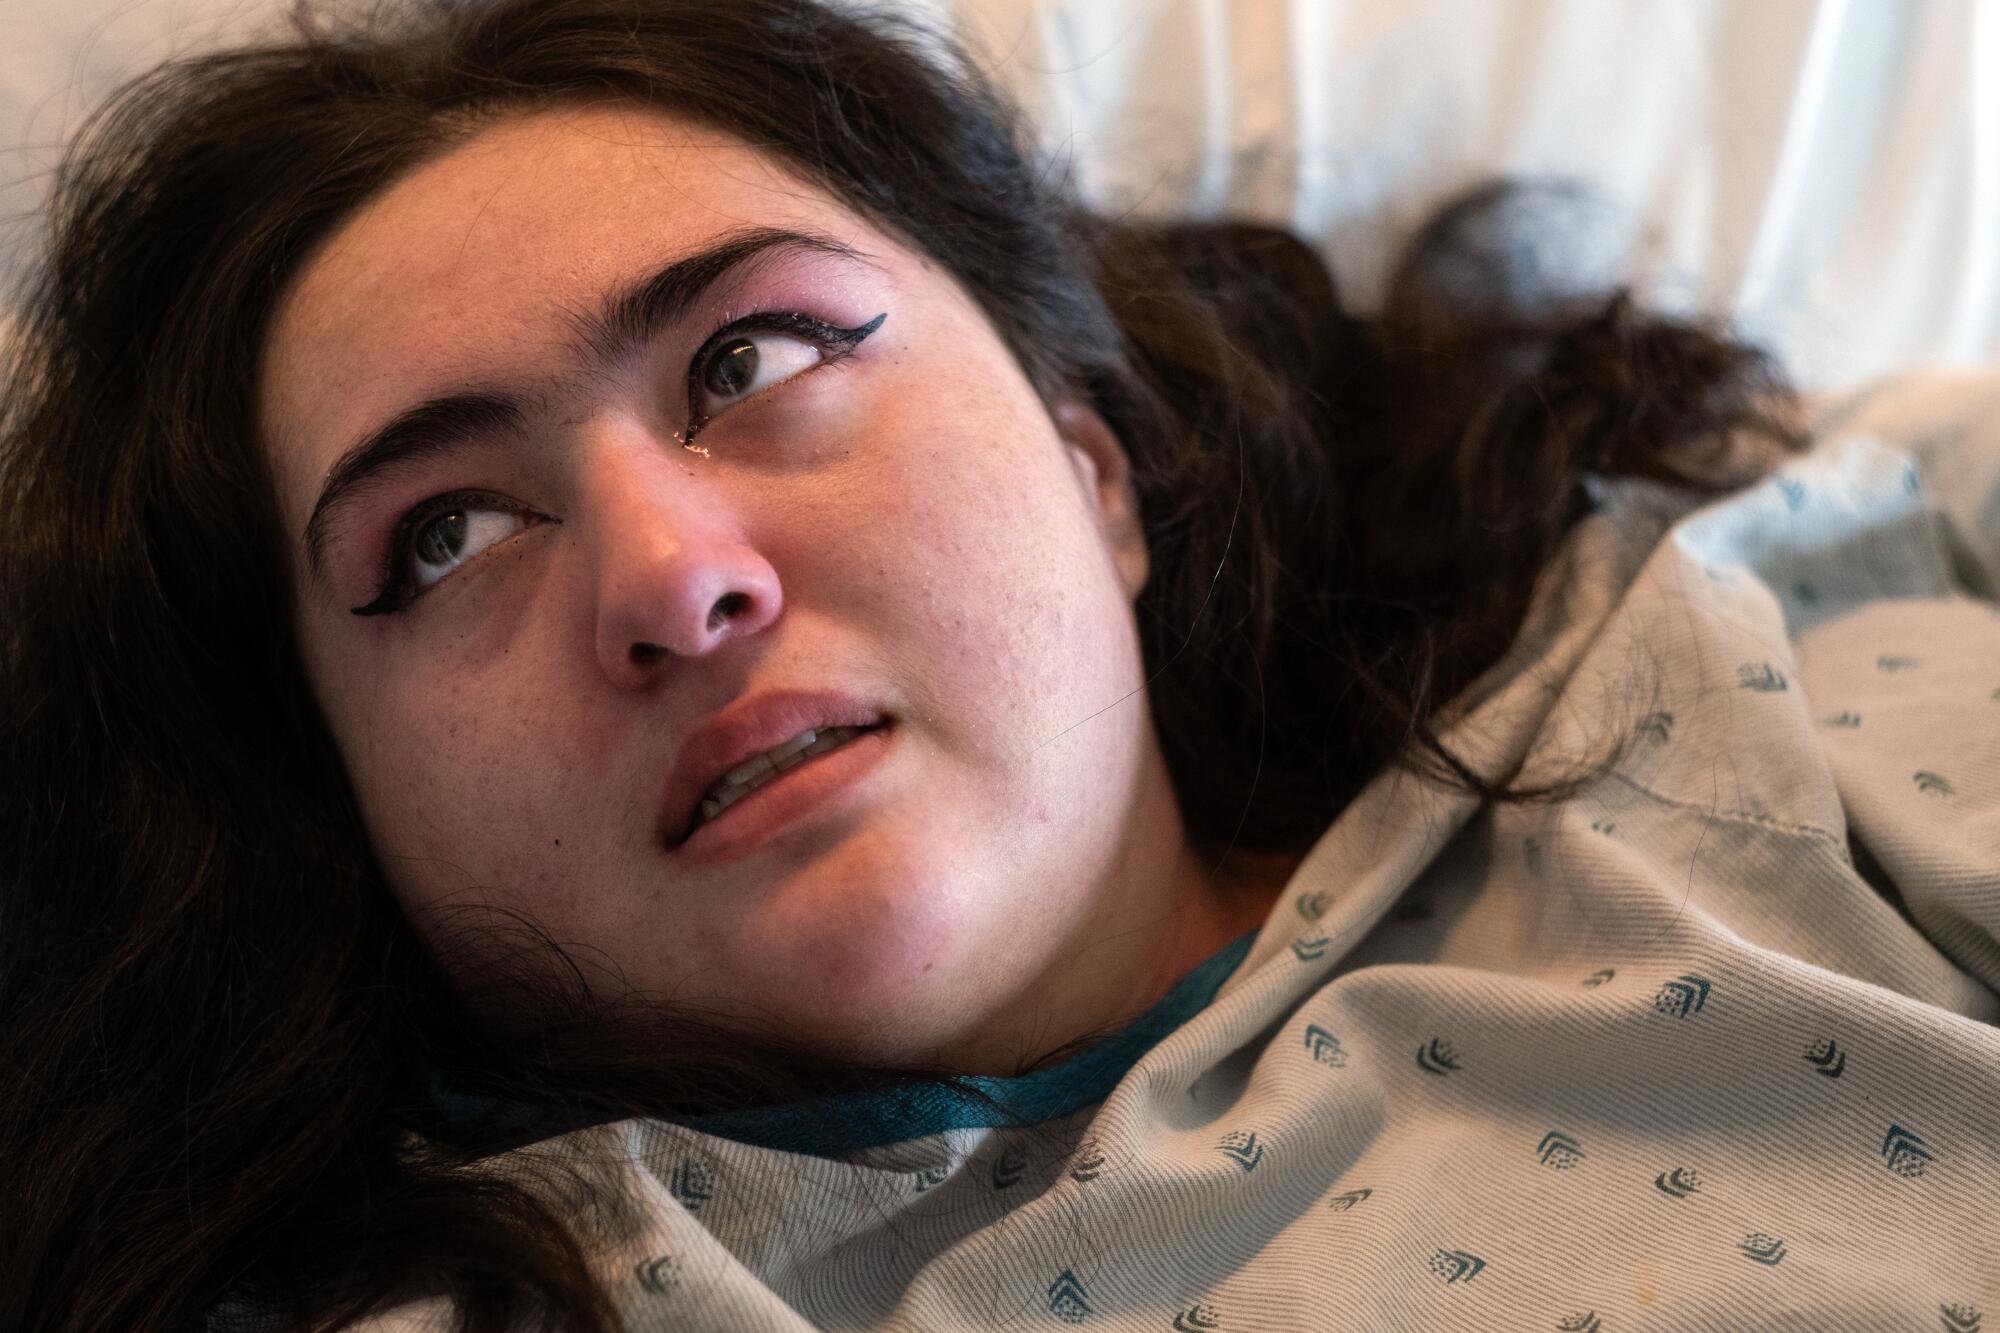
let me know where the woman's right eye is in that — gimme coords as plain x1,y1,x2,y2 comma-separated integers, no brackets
407,505,533,589
349,491,545,617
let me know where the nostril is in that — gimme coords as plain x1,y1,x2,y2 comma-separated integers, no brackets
630,642,666,667
706,590,750,632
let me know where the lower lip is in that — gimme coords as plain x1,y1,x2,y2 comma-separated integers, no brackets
672,723,894,868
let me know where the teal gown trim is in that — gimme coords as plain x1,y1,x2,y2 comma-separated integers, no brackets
428,929,1256,1159
675,929,1256,1156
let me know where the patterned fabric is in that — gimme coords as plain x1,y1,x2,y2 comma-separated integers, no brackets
354,372,2000,1332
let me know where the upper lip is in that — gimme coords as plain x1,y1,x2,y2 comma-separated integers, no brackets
660,688,886,847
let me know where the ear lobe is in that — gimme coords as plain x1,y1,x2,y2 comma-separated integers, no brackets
1055,396,1149,598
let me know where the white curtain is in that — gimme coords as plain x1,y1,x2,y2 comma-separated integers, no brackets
7,0,1998,389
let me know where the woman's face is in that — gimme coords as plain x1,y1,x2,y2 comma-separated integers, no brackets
260,104,1255,1072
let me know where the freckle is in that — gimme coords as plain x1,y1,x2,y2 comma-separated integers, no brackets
923,961,934,973
553,838,561,847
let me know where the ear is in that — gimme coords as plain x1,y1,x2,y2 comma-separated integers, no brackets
1054,395,1149,599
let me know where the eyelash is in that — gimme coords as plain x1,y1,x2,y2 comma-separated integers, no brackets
682,310,884,444
349,308,886,617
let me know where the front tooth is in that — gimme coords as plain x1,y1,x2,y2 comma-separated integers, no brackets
719,750,777,788
717,729,819,789
769,728,817,762
694,725,871,830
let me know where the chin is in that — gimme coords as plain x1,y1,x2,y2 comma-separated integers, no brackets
742,861,1000,1057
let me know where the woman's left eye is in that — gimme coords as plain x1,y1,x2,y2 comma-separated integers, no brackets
683,311,885,441
694,331,824,417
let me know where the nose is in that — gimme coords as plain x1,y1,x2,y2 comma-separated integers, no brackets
579,422,782,687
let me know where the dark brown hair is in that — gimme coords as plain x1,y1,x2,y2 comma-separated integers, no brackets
0,1,1801,1328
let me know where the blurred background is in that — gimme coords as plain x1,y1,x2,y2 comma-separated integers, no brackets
5,0,1999,391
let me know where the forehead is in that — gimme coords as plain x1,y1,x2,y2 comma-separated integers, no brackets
259,102,878,516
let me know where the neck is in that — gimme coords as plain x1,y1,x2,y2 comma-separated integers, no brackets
939,791,1298,1078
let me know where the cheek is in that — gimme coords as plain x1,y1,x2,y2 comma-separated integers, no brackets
839,375,1138,771
320,657,601,918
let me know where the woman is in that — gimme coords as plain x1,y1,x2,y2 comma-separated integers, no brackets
6,0,1998,1329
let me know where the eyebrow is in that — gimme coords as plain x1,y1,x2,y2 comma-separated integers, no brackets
301,226,864,589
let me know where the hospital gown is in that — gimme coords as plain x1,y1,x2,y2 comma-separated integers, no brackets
358,370,2000,1332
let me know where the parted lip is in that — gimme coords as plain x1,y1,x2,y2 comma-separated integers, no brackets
660,688,887,848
